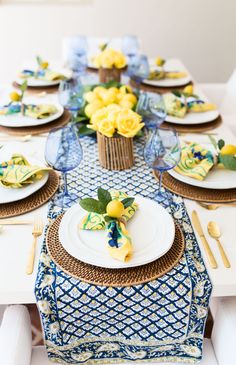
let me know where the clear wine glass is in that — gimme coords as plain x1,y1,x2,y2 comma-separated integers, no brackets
129,54,150,89
68,35,88,78
45,125,83,208
58,79,84,122
144,126,181,202
136,92,167,131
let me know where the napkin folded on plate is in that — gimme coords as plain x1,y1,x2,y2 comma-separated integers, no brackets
164,93,216,118
0,154,50,188
174,143,215,181
148,70,187,81
19,69,65,81
0,104,58,119
80,191,138,262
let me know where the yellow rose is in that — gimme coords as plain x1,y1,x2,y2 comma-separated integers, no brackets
97,119,116,137
118,100,134,109
90,107,109,128
93,48,127,69
116,109,144,138
119,85,133,94
84,100,104,118
120,93,137,106
102,89,118,106
84,91,100,103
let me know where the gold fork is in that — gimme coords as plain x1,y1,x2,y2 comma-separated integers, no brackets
26,217,43,275
197,201,236,210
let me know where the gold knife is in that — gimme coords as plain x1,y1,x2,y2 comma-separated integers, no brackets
0,219,32,225
191,210,217,269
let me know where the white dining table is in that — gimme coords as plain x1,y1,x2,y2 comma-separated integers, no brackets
0,80,236,304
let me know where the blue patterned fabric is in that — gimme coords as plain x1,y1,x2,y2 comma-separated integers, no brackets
35,136,212,364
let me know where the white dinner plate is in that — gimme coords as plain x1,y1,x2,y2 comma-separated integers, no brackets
143,58,192,88
15,77,60,87
0,103,63,128
59,196,175,269
0,155,49,204
165,87,220,125
169,141,236,190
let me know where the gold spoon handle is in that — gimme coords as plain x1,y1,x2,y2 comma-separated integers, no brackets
216,238,231,268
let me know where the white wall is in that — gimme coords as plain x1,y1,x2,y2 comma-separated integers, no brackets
0,0,235,83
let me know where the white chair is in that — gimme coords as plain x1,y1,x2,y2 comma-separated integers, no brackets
0,305,218,365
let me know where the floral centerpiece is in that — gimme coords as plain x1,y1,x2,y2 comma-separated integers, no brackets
93,47,127,83
90,104,143,170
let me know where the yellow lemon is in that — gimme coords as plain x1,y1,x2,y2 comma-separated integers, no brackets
183,85,193,95
84,91,99,104
41,61,49,69
9,91,21,102
155,57,165,67
106,200,124,218
220,144,236,155
84,100,104,118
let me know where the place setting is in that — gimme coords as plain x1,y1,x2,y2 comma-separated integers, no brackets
0,142,59,218
0,81,71,135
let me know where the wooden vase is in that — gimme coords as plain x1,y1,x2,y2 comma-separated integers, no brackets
99,67,122,83
97,132,134,170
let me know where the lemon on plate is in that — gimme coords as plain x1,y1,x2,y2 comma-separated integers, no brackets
106,200,124,218
220,144,236,155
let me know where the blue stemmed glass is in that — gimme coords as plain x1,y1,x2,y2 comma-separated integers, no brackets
68,35,88,78
144,126,181,202
45,125,83,208
122,35,139,65
129,54,150,89
136,92,167,131
58,79,84,122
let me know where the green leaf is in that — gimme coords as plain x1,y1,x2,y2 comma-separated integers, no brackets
208,135,218,150
218,139,225,150
79,198,106,214
172,90,182,98
121,197,134,209
220,154,236,171
76,116,88,123
20,80,27,93
104,216,116,223
97,188,112,207
78,125,95,136
36,55,43,66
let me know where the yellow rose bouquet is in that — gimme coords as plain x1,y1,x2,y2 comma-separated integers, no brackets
87,105,144,170
93,48,127,83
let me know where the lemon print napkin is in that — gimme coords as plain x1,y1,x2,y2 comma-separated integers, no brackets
0,104,58,119
149,70,187,81
80,191,138,262
25,104,58,119
174,143,214,181
19,69,65,82
0,154,50,188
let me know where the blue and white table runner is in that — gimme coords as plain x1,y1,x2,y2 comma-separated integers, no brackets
35,136,212,364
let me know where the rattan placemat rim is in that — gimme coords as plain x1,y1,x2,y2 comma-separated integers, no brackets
154,170,236,203
0,110,71,136
46,214,185,287
0,170,60,218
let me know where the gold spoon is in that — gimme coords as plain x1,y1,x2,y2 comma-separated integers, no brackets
207,221,231,268
198,202,236,210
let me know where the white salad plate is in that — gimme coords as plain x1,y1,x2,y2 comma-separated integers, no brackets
165,87,220,125
59,196,175,269
0,151,49,204
143,58,192,88
169,142,236,190
0,103,63,128
15,77,60,87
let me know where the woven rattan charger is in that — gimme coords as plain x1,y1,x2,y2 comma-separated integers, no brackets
0,110,71,136
154,171,236,203
46,214,185,287
0,170,59,219
13,81,58,94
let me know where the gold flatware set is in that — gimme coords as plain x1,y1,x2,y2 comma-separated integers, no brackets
192,210,231,269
